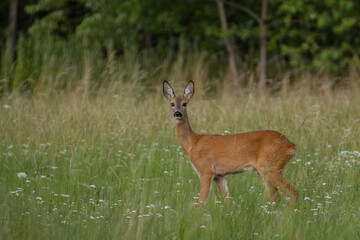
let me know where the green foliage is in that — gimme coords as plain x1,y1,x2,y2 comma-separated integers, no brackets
1,0,360,93
270,0,360,72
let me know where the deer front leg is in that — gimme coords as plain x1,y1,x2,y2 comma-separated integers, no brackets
199,174,214,204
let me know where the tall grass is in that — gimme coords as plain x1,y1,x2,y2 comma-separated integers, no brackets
0,54,360,239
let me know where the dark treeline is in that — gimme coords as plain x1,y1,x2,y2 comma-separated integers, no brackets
1,0,360,94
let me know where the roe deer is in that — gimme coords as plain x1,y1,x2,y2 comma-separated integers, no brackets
163,80,298,208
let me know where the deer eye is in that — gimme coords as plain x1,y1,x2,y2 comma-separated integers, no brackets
171,103,175,107
182,103,187,107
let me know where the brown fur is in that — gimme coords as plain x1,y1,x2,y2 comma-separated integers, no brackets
163,81,298,207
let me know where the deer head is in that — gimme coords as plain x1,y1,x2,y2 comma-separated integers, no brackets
163,81,194,123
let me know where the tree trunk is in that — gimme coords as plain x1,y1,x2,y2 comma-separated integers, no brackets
4,0,19,92
215,0,242,95
222,0,268,91
258,0,268,91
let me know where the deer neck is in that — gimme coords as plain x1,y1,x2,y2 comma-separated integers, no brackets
176,113,196,154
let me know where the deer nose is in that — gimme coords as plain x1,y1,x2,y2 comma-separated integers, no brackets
174,111,183,118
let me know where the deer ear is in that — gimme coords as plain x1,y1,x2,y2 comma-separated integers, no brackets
184,80,194,102
163,81,175,101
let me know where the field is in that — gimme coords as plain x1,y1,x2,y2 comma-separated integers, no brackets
0,78,359,239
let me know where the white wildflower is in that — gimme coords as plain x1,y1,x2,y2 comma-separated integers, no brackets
17,172,27,179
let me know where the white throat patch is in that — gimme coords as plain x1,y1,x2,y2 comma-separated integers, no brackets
190,162,199,177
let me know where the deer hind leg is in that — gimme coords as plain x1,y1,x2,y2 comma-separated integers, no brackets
257,168,281,208
262,179,281,209
199,174,214,204
267,172,298,208
214,176,229,203
257,142,298,208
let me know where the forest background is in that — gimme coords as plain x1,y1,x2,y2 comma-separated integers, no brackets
1,0,360,94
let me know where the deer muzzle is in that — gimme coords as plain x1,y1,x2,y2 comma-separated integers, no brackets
174,111,183,119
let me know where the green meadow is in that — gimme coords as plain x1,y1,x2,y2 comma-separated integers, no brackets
1,73,359,239
1,0,360,238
